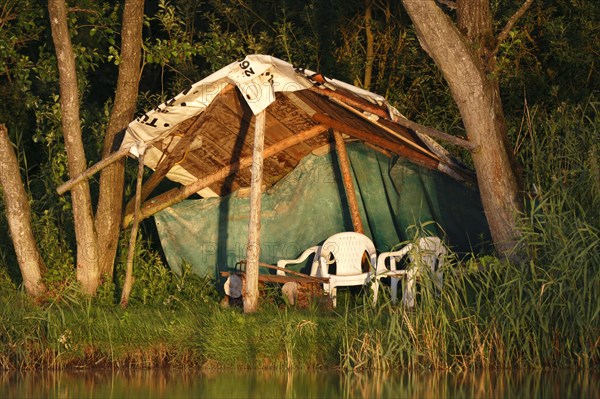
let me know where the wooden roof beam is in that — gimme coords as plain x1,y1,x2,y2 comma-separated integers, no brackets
312,112,439,171
313,112,475,184
308,85,475,151
124,108,211,216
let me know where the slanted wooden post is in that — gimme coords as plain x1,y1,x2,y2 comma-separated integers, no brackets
244,110,266,313
120,145,146,307
332,129,364,234
56,145,133,195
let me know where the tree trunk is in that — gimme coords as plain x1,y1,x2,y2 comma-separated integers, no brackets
401,0,522,258
456,0,494,56
95,0,145,278
120,147,146,308
49,0,100,294
363,0,375,90
0,124,47,298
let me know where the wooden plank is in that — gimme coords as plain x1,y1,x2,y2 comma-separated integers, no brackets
332,129,364,234
122,124,328,227
227,93,315,167
222,90,309,170
243,110,266,313
220,271,327,285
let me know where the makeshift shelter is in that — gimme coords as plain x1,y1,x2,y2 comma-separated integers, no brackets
88,55,490,279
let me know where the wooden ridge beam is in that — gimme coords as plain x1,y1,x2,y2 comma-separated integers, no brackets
328,97,439,160
392,115,476,151
313,113,475,184
308,86,389,119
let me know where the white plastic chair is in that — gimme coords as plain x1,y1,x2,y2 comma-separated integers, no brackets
376,237,447,307
277,246,321,277
277,232,378,307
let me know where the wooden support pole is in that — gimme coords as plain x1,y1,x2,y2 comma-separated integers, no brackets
244,110,266,313
120,146,145,307
123,124,327,227
393,114,477,151
56,145,132,195
332,129,364,234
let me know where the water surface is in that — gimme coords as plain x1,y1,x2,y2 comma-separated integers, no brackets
1,368,597,398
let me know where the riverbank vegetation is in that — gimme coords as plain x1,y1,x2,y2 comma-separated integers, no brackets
2,139,598,369
1,0,598,371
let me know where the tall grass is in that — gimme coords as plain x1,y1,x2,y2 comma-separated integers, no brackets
0,246,597,371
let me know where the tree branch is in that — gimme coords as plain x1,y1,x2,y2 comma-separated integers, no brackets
493,0,534,56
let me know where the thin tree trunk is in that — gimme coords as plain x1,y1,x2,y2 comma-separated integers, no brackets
0,124,47,298
95,0,145,278
401,0,522,258
48,0,100,294
363,0,375,90
120,147,145,308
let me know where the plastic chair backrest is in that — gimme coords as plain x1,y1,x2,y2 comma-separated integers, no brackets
319,232,377,276
411,236,447,273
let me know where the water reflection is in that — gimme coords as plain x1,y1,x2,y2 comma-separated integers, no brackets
1,368,597,398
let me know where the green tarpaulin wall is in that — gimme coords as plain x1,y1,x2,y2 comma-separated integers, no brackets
154,142,491,278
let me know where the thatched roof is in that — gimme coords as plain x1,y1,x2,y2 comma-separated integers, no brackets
116,55,475,224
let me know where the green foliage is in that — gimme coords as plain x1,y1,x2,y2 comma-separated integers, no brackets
0,265,17,299
111,233,219,307
0,0,43,92
206,0,326,68
191,303,338,369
